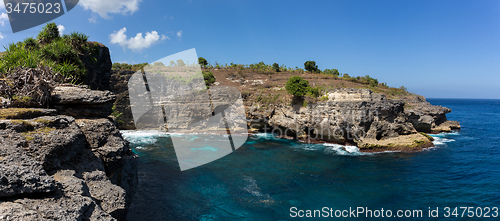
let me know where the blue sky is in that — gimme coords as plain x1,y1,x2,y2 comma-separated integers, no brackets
0,0,499,99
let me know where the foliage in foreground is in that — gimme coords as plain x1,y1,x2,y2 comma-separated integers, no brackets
0,22,100,84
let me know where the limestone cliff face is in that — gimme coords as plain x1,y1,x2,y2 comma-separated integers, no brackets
0,87,138,221
108,71,459,151
246,88,459,151
403,96,461,133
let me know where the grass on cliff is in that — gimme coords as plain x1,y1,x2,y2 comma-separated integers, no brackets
0,23,100,84
0,108,45,119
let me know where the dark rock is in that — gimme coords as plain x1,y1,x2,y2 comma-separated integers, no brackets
0,114,137,220
84,170,127,221
76,118,138,207
19,116,87,174
404,96,461,133
83,44,113,91
52,86,116,118
0,138,56,198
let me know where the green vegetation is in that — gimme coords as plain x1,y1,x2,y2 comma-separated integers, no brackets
198,57,208,68
285,76,309,97
0,108,45,119
272,63,280,72
304,61,320,73
306,86,321,97
34,118,53,125
323,68,340,77
111,103,124,124
22,126,55,141
0,22,100,84
111,62,148,71
203,71,215,85
341,74,379,87
420,132,435,141
10,119,34,128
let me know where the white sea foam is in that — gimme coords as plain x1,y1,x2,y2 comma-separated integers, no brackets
430,132,457,146
121,130,163,145
322,143,370,156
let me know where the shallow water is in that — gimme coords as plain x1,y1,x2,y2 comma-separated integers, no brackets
124,99,500,220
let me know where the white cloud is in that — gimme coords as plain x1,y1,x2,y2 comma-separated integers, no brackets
79,0,141,19
0,13,8,27
89,14,97,23
110,27,165,51
0,32,4,40
177,30,182,38
57,25,65,35
161,35,169,40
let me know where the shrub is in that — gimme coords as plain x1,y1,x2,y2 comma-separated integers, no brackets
177,59,186,67
153,62,165,67
307,86,321,97
23,37,38,50
198,57,208,68
304,61,320,73
203,71,215,85
285,76,309,97
37,22,60,45
0,23,101,84
272,63,280,72
323,68,339,76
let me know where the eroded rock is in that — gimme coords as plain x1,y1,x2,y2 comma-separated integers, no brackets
0,115,137,220
52,86,116,118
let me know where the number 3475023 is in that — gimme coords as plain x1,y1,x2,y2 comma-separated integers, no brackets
6,3,62,14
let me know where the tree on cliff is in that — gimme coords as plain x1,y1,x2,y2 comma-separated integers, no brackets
272,63,281,72
198,57,208,68
286,76,310,97
304,61,320,73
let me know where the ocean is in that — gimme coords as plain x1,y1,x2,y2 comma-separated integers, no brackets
124,99,500,220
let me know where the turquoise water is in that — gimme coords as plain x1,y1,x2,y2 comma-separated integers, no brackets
124,99,500,220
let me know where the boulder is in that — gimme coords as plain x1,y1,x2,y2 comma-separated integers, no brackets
52,86,116,118
0,114,137,220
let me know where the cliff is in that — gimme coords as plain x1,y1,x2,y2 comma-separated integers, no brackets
0,42,138,220
0,86,138,221
109,67,460,152
247,88,460,152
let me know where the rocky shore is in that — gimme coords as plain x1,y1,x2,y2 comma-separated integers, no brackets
0,46,460,219
247,88,460,152
108,66,460,152
0,88,138,220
